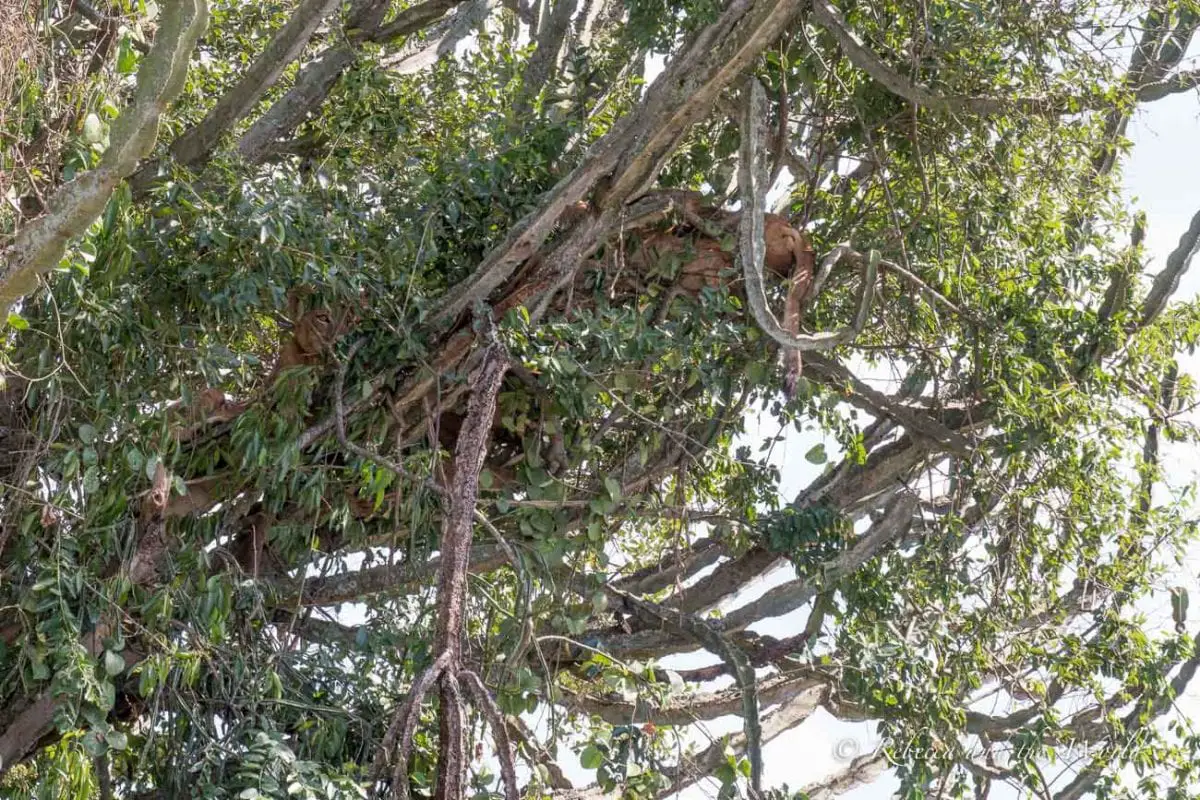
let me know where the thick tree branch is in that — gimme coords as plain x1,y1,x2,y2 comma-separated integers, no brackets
565,673,823,726
0,0,208,319
801,752,891,800
237,0,465,164
720,491,919,631
430,0,805,326
285,545,508,607
1139,203,1200,327
149,0,339,178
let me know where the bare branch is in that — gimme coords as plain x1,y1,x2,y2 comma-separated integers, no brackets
1136,67,1200,101
565,673,824,726
513,0,579,118
653,683,830,799
382,0,488,75
606,585,764,796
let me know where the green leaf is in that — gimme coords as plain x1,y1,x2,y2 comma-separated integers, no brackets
79,423,97,444
603,476,622,500
804,443,827,464
580,744,604,770
105,730,128,751
83,466,100,494
103,650,125,677
5,313,28,330
116,36,138,74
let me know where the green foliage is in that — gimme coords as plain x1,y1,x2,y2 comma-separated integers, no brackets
760,502,852,570
3,0,1200,798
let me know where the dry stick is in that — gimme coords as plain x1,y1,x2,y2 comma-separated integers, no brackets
367,336,514,800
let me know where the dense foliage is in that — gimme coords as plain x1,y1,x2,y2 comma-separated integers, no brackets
3,0,1200,798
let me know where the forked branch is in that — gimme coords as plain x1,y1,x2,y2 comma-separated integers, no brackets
369,332,519,800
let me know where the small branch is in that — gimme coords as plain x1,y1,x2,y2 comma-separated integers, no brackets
606,586,764,797
802,353,974,455
812,0,1054,116
653,682,830,798
459,670,520,800
800,752,890,800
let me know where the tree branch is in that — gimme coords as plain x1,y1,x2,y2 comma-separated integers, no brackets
0,0,208,319
606,586,764,796
430,0,805,326
155,0,339,175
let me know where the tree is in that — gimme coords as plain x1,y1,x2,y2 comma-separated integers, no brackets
2,0,1200,798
